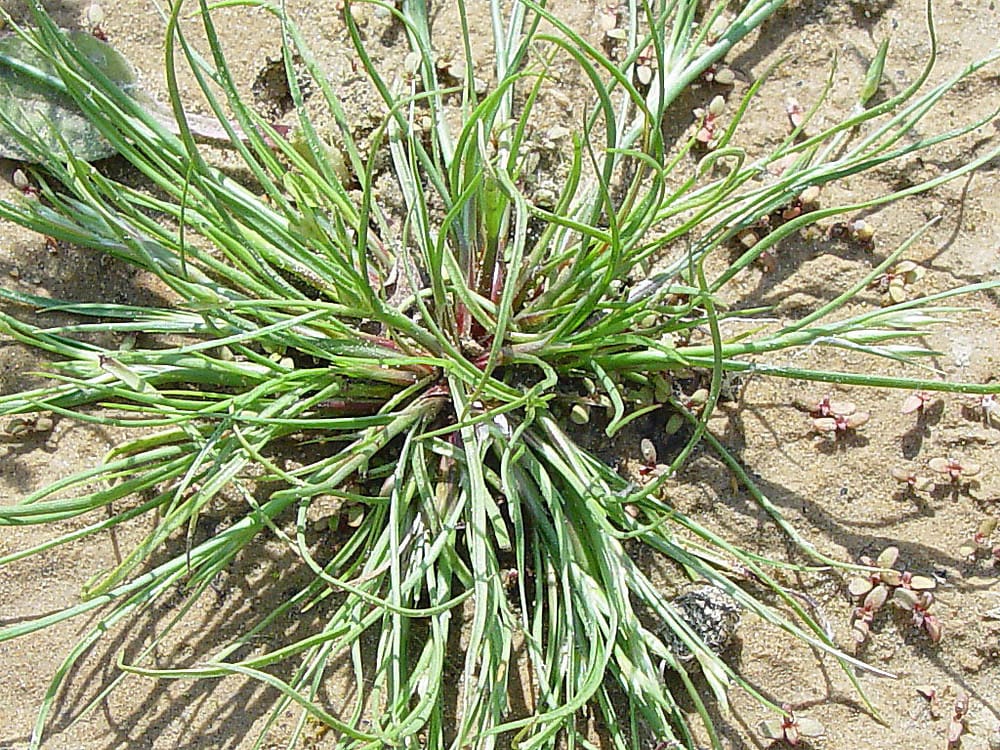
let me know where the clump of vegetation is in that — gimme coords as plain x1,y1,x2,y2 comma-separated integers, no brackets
848,545,941,644
0,0,997,748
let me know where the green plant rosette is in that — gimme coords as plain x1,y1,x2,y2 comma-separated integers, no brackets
0,0,997,748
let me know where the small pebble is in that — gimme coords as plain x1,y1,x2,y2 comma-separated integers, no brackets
661,585,741,668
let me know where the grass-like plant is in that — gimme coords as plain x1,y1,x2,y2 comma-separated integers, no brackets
0,0,997,748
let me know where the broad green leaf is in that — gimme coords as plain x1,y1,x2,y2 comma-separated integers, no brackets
0,29,138,161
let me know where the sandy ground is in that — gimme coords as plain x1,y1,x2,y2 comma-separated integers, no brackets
1,0,998,748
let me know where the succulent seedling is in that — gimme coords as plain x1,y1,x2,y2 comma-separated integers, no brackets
812,406,870,436
915,683,938,705
892,588,943,642
2,413,55,438
779,186,819,222
848,546,896,642
796,394,855,419
599,3,627,54
897,569,937,591
797,394,872,441
693,94,726,148
890,466,934,493
900,389,937,415
702,63,736,86
850,218,875,244
849,545,902,592
928,456,981,484
11,168,40,200
947,691,970,747
726,186,820,272
637,437,669,479
757,703,825,746
569,402,591,425
957,517,998,562
344,503,365,528
640,437,657,466
963,392,1000,428
85,3,108,41
853,545,936,592
500,568,518,590
870,260,925,304
785,98,805,131
736,226,761,249
635,44,656,87
596,1,619,33
829,217,876,249
848,545,936,643
850,580,889,643
799,185,821,208
680,388,709,415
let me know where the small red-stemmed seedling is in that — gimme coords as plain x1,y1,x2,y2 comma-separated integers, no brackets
897,569,937,592
870,260,925,304
569,402,591,426
12,169,40,200
3,413,55,438
915,684,938,705
85,3,109,41
757,703,825,746
848,546,899,642
957,517,998,562
947,691,969,747
849,218,875,244
663,386,709,435
850,581,889,643
849,545,901,593
777,185,821,223
848,546,936,643
693,95,726,148
974,516,997,545
857,546,936,592
785,98,806,131
812,406,870,436
639,437,657,467
500,568,518,590
343,503,365,529
901,390,937,415
799,395,871,436
636,437,668,480
892,588,943,642
795,394,857,418
928,456,981,484
829,217,876,249
890,466,934,493
963,392,1000,428
702,62,736,86
680,388,709,414
735,224,765,255
727,187,820,272
916,687,974,746
634,44,656,87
